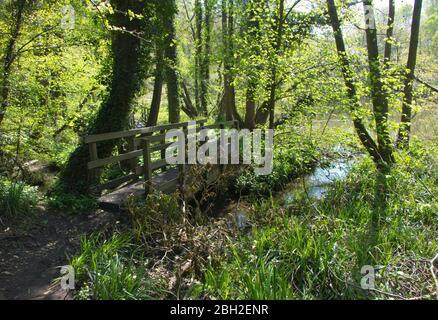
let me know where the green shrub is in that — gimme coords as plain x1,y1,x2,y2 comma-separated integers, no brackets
235,137,319,195
47,192,97,214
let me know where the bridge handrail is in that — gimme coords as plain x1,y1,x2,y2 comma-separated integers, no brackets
84,119,240,193
84,119,207,144
85,119,206,191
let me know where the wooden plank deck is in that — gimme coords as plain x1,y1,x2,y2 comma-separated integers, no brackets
98,164,238,212
99,168,180,211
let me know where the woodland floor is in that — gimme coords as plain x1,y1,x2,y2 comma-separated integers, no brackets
0,208,122,300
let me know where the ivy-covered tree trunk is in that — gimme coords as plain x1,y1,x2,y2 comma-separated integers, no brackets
0,0,27,127
163,0,181,124
397,0,423,148
59,0,149,194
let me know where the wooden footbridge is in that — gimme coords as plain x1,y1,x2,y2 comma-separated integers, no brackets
84,119,239,210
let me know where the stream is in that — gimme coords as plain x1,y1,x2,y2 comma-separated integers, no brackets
282,157,357,205
231,153,360,229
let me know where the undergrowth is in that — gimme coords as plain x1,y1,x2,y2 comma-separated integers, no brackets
69,138,437,300
197,140,438,299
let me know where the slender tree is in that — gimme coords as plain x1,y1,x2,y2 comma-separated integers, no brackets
362,0,393,165
268,0,285,129
200,0,213,115
0,0,28,127
326,0,385,168
384,0,395,65
244,0,265,130
181,80,198,118
254,0,286,128
397,0,423,147
147,46,164,127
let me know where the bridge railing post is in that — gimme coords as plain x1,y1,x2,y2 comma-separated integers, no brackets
141,138,152,196
160,129,167,172
219,123,225,173
88,142,99,184
127,136,137,173
178,124,188,197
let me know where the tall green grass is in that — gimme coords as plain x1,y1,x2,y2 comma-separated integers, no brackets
70,233,163,300
0,178,38,218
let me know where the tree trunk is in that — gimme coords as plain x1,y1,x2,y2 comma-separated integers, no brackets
244,0,264,130
255,100,270,125
362,0,394,166
194,0,202,113
221,0,242,124
181,80,198,118
200,0,212,115
268,0,285,129
244,87,256,130
60,0,149,194
147,48,164,127
163,0,181,124
0,0,27,127
397,0,423,148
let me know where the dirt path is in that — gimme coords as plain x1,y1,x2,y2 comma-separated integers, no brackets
0,209,121,300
